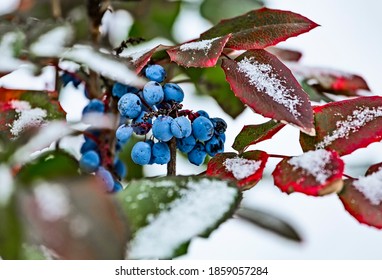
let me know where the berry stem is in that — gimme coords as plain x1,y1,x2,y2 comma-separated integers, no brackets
167,137,177,176
343,173,355,180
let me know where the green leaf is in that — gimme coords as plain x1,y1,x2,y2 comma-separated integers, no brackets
200,0,264,24
117,176,241,259
236,207,302,242
16,150,80,185
127,0,181,42
184,67,245,118
119,135,144,181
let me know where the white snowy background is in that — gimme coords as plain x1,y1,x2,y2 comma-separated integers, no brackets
1,0,382,259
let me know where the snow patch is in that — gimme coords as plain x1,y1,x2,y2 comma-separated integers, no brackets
288,150,332,184
0,165,14,206
9,100,47,137
224,157,261,180
30,26,73,57
179,37,220,54
0,32,29,72
127,178,237,259
34,183,70,222
316,106,382,149
354,168,382,205
237,57,302,118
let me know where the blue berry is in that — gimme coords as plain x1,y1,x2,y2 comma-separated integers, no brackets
132,111,152,135
116,124,133,144
211,117,227,134
151,142,171,165
80,138,98,154
96,167,114,192
218,133,226,142
192,116,214,141
131,141,152,165
205,135,224,157
171,116,192,138
188,142,207,166
113,180,123,192
163,83,184,103
79,150,100,173
176,135,196,153
118,93,142,119
83,99,105,115
145,139,155,164
143,81,164,105
112,82,139,99
197,110,209,118
114,158,127,179
152,116,173,142
145,64,166,83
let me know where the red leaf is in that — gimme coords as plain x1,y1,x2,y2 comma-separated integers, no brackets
222,50,315,135
232,120,285,153
366,162,382,176
267,47,303,62
300,96,382,156
339,172,382,229
126,45,169,74
272,150,344,196
167,34,231,68
206,150,269,190
201,8,319,50
288,63,370,96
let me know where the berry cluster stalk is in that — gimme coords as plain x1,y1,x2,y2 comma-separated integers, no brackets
167,138,177,176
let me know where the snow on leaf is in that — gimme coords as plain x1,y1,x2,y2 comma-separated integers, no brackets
118,176,240,259
0,32,29,75
207,151,269,190
222,50,314,135
272,150,344,196
0,165,13,206
201,7,319,50
300,96,382,156
62,45,145,87
30,25,73,57
353,169,382,206
167,35,231,67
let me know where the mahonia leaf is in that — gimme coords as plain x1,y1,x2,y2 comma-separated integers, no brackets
167,34,231,68
267,47,302,62
365,162,382,176
232,120,285,153
19,176,130,259
339,166,382,229
117,176,240,259
272,150,344,196
201,7,319,50
288,63,370,97
222,49,315,135
300,96,382,156
206,151,269,190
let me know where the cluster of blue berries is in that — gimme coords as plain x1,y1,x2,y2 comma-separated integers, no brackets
115,64,227,166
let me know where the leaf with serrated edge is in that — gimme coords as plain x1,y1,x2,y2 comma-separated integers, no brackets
232,120,285,153
201,7,319,50
206,151,269,190
300,96,382,156
167,34,231,68
272,150,344,196
222,49,315,135
117,176,240,259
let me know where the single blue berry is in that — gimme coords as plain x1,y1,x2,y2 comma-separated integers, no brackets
112,82,139,99
79,150,100,173
218,133,226,143
145,139,155,164
114,158,127,179
116,124,134,144
192,116,214,142
132,111,152,135
197,110,209,118
118,93,142,119
80,137,98,154
205,135,224,157
113,180,123,192
131,141,152,165
151,142,171,165
152,116,173,142
96,167,114,192
163,83,184,103
211,117,227,134
82,99,105,115
176,135,196,153
188,142,207,166
145,64,166,83
171,116,192,138
143,81,164,106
